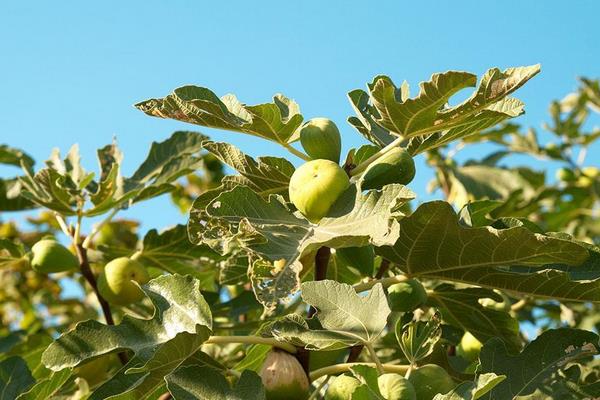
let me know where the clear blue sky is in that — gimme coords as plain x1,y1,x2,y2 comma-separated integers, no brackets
1,1,599,233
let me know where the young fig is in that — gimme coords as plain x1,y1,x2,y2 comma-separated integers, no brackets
299,118,342,163
97,257,150,305
289,159,350,222
361,147,415,190
31,239,79,273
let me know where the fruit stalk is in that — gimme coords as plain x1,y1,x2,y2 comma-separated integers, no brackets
353,274,408,293
82,208,119,249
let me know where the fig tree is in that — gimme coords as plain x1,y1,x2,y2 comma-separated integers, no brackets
378,373,417,400
259,349,309,400
387,279,427,312
408,364,455,400
31,239,79,273
75,353,119,387
456,332,482,362
289,159,350,222
325,375,361,400
361,147,415,190
299,118,342,163
97,257,150,305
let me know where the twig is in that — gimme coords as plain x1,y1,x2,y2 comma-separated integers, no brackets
353,274,408,293
308,247,330,318
374,259,390,279
74,243,128,366
309,362,410,381
365,343,385,374
205,335,297,354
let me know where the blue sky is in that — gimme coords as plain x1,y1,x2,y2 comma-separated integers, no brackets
1,0,599,234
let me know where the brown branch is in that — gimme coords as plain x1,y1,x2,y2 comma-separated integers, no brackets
374,259,390,279
158,393,172,400
308,247,331,318
74,243,128,365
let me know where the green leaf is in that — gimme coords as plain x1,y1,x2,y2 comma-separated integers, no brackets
0,357,35,400
271,314,357,350
16,369,72,400
0,145,34,169
136,224,224,279
301,280,390,345
85,131,207,216
190,184,413,308
347,90,395,147
367,65,539,139
478,328,599,400
433,373,506,400
42,274,212,371
18,167,76,215
203,141,294,198
377,201,595,302
135,86,303,146
396,311,442,364
166,366,265,400
348,364,386,400
0,177,37,211
427,285,520,352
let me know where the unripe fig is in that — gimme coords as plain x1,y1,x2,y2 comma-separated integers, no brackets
299,118,342,163
555,167,576,182
456,332,482,362
478,290,510,312
361,148,415,190
577,166,600,187
259,349,309,400
387,279,427,312
325,375,361,400
31,239,79,273
378,373,417,400
408,364,455,400
335,245,375,276
289,159,350,222
97,257,150,305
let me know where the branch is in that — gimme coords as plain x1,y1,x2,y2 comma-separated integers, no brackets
308,246,331,318
309,362,410,381
74,243,128,366
205,335,297,354
353,274,408,293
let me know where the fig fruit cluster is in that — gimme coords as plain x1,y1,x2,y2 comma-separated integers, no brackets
289,118,416,223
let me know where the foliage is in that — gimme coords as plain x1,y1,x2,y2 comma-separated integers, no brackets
1,65,600,399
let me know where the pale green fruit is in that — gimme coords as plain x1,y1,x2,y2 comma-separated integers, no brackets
361,147,415,190
387,279,428,312
259,350,309,400
378,373,417,400
299,118,342,163
555,167,576,182
31,239,79,273
456,332,482,362
97,257,150,305
325,375,361,400
577,166,600,187
289,159,350,222
408,364,455,400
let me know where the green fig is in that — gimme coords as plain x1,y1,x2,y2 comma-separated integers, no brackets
289,159,350,222
31,239,79,273
378,373,417,400
325,375,361,400
97,257,150,305
387,279,428,312
361,148,415,190
299,118,342,163
456,332,482,362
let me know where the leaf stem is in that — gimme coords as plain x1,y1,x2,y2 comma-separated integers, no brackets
283,143,311,161
353,274,408,293
53,213,72,237
82,208,119,248
349,136,404,179
364,343,385,374
205,335,297,354
309,362,410,381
